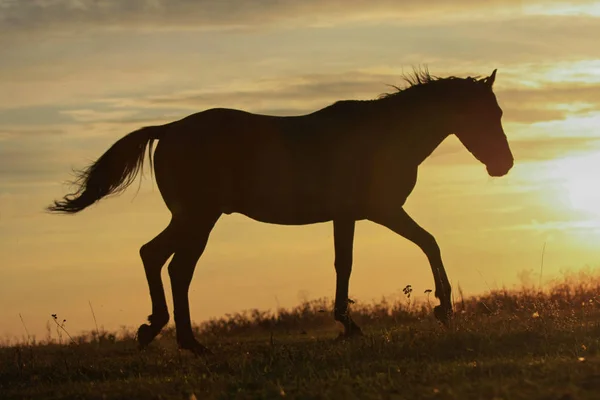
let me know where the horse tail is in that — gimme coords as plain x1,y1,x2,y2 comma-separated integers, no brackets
47,125,166,214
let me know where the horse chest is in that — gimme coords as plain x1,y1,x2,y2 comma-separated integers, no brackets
363,166,418,211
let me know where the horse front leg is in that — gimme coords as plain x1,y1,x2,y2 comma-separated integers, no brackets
369,208,453,325
333,219,363,337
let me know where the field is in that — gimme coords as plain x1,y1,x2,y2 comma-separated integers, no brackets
2,273,600,400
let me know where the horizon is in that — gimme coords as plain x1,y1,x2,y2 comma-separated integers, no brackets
1,0,600,340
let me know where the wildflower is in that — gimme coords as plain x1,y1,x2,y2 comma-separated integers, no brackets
532,311,540,318
278,383,286,397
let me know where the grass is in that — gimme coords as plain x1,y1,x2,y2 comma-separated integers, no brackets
2,272,600,400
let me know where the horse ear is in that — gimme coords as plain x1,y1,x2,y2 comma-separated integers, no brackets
485,69,497,87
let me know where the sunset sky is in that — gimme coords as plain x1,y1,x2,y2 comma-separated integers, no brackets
1,0,600,340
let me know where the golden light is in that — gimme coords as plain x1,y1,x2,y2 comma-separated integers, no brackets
558,152,600,217
567,177,600,217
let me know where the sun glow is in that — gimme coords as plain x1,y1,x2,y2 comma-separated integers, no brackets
568,177,600,216
557,152,600,217
524,2,600,17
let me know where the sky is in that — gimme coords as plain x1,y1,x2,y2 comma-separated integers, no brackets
1,0,600,341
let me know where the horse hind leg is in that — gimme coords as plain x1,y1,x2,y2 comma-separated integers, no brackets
137,220,178,348
167,212,220,355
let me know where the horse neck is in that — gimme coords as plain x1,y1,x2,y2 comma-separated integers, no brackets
377,97,452,166
314,95,453,165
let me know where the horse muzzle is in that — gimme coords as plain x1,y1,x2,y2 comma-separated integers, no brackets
486,157,514,177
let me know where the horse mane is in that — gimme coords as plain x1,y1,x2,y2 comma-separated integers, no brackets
378,67,482,100
320,67,483,116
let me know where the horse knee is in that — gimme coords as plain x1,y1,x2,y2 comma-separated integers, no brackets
139,244,151,264
418,230,440,256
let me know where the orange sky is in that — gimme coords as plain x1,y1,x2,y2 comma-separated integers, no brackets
1,0,600,341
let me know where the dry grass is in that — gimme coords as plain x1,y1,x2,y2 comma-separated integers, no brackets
2,271,600,399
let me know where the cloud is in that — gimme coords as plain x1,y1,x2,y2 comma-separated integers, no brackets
501,85,600,107
498,84,600,123
511,136,600,161
0,106,74,126
0,127,65,141
128,72,397,113
5,65,600,134
4,67,600,142
104,70,600,124
0,145,71,183
502,219,600,232
60,109,139,123
4,0,594,36
3,8,600,110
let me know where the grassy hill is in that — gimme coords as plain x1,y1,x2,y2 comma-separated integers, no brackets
2,272,600,399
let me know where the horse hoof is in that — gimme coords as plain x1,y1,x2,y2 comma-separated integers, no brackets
179,339,213,357
137,324,156,348
337,325,364,340
434,305,453,326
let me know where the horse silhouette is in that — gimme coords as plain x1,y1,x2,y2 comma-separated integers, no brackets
48,69,513,355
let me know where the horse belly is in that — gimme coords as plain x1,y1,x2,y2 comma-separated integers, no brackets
223,172,370,224
222,177,336,225
235,205,332,225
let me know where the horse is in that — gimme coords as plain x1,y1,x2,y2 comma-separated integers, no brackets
48,69,514,355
